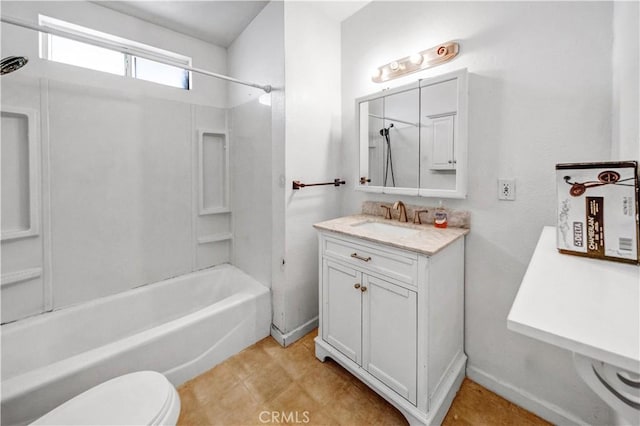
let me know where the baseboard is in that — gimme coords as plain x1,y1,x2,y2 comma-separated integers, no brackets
270,316,318,347
466,365,586,426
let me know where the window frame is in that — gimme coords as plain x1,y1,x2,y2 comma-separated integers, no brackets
38,14,192,90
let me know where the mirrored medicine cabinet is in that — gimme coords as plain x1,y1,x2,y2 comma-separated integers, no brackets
357,68,468,198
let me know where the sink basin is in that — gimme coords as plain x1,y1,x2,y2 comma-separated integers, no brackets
351,221,422,238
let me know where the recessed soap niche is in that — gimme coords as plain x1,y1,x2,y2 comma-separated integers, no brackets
198,129,229,215
195,128,232,270
1,107,40,241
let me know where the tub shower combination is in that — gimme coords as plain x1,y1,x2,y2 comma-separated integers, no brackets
0,10,277,425
1,265,271,425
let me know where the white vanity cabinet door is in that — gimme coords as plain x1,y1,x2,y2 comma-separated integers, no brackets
322,259,362,364
362,274,418,404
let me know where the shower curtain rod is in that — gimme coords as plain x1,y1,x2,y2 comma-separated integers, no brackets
1,15,272,93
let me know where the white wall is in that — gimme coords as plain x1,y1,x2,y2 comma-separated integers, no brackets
271,2,343,338
1,1,229,319
228,1,284,288
612,1,640,161
341,2,614,424
227,1,284,110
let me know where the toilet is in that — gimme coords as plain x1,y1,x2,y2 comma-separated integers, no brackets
30,371,180,426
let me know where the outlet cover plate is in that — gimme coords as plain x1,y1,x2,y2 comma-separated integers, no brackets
498,179,516,200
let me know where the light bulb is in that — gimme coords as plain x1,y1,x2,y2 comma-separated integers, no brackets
370,68,382,79
409,53,423,65
389,61,399,71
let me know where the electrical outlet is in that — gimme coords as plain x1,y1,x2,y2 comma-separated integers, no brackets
498,179,516,200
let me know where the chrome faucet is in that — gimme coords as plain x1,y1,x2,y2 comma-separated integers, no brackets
393,201,408,223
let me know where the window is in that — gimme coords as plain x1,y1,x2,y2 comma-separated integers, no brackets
39,15,191,90
133,57,189,90
48,35,125,76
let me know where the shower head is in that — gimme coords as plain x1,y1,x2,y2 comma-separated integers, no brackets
379,123,394,137
1,56,28,75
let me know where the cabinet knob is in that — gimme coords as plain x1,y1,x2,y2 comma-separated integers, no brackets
360,286,368,292
354,283,361,289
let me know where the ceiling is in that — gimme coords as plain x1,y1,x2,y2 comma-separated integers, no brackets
94,1,269,47
308,1,370,22
94,1,370,48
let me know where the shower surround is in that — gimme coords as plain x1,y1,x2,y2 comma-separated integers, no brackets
1,2,275,424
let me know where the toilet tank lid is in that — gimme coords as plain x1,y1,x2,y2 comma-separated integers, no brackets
31,371,176,426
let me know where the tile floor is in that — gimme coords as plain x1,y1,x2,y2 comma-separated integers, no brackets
441,380,551,426
177,329,550,426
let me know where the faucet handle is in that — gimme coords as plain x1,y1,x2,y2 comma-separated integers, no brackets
380,205,392,220
413,209,429,224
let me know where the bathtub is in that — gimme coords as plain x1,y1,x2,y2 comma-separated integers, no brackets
1,264,271,426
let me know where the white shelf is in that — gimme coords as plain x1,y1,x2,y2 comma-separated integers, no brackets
508,226,640,372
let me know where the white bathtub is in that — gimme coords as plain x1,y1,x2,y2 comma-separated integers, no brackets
1,264,271,426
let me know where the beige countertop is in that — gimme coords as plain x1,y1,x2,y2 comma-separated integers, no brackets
313,214,469,256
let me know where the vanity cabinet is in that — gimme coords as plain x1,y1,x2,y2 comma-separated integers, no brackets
315,227,467,426
323,259,417,403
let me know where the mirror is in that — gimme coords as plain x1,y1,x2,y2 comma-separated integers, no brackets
357,68,468,198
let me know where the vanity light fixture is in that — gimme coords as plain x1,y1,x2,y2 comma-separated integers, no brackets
409,53,424,65
372,41,459,83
